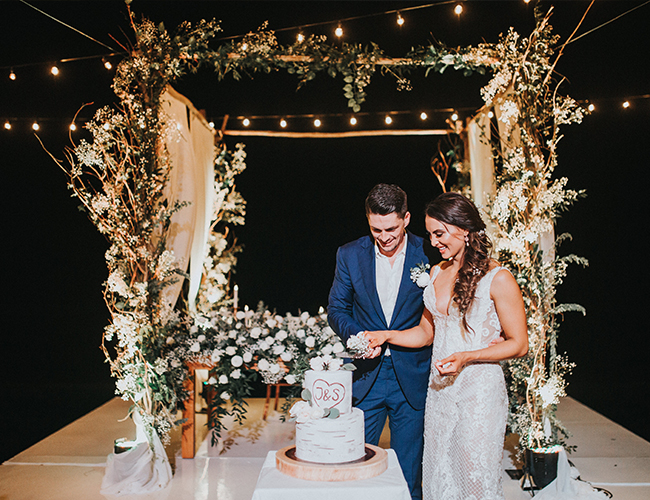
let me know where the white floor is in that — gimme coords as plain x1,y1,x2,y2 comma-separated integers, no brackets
1,396,649,500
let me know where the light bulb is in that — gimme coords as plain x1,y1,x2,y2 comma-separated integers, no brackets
4,121,11,130
314,119,322,127
208,121,215,129
242,118,250,127
587,103,595,112
397,13,404,26
297,32,305,43
454,4,463,15
104,59,112,70
451,112,459,121
420,112,428,121
69,123,77,131
335,25,343,38
350,117,357,126
51,65,60,76
9,70,16,81
32,122,40,131
622,101,630,109
488,110,494,119
280,119,287,128
385,116,393,125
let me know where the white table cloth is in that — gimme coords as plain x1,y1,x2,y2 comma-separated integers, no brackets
251,449,411,500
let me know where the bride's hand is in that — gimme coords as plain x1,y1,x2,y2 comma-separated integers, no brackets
364,331,388,349
434,352,468,376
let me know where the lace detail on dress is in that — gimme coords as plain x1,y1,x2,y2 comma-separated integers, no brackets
421,266,508,500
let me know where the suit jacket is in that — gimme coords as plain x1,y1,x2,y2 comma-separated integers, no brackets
327,231,432,409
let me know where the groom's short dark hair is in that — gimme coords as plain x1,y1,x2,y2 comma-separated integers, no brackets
365,184,408,218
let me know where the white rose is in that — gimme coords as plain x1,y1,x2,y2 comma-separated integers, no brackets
266,318,277,328
190,342,201,352
310,356,325,371
197,334,206,342
305,336,315,348
281,351,293,362
258,341,270,351
270,363,281,374
211,351,221,363
296,329,306,338
416,272,430,288
275,315,283,323
273,345,286,355
285,374,296,385
231,355,243,367
322,344,333,355
236,310,246,320
332,342,344,353
310,407,325,419
307,317,316,327
231,369,241,380
275,329,288,341
225,346,237,356
290,400,311,423
228,330,237,339
165,337,175,345
221,391,230,401
218,374,228,384
257,358,270,371
300,312,310,322
250,327,262,339
243,352,253,363
208,376,217,385
265,335,276,345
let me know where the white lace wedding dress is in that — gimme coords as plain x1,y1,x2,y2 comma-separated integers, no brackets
422,265,508,500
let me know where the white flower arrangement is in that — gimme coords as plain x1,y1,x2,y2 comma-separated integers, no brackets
410,262,431,288
345,333,374,359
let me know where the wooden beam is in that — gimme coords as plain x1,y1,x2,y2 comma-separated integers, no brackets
223,129,451,139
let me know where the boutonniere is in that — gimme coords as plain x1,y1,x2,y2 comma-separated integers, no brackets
410,262,431,288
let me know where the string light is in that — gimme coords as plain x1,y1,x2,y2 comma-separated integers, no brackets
208,121,215,129
420,112,428,121
297,32,305,43
622,100,630,108
487,110,494,119
587,103,595,112
454,4,463,16
350,117,357,125
451,112,459,121
397,12,405,26
9,69,16,81
4,121,11,130
69,122,77,131
280,119,287,128
103,58,112,70
313,118,322,127
32,121,40,131
335,24,343,38
50,65,60,76
242,118,250,127
385,115,393,125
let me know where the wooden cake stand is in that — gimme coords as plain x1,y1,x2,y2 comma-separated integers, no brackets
275,444,388,482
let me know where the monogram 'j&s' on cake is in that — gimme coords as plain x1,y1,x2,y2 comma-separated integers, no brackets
289,357,365,464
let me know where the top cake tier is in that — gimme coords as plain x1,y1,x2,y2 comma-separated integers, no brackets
303,369,353,415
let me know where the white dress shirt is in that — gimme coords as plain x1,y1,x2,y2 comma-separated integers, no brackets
375,237,407,355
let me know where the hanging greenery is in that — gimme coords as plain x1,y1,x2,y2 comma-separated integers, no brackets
51,3,586,454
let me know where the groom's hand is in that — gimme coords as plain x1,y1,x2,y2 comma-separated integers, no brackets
364,346,382,359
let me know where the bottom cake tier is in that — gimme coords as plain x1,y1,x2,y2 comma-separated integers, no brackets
295,407,365,464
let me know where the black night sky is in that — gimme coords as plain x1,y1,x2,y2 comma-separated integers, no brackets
1,1,649,463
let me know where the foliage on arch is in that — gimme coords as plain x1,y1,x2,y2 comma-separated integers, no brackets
57,4,587,451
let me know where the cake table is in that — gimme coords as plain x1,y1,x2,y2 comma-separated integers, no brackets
251,448,411,500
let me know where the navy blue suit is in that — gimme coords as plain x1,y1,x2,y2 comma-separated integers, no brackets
328,231,431,499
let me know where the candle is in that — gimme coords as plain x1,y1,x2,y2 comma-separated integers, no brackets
233,284,239,312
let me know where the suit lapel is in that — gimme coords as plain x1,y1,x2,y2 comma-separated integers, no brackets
359,237,388,329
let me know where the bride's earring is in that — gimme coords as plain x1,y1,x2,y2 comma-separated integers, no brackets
465,234,469,247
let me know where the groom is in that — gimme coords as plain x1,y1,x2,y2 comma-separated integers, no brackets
328,183,431,500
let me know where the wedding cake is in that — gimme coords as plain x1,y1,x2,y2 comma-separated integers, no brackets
290,357,365,464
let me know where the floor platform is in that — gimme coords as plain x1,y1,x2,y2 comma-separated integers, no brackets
1,397,649,499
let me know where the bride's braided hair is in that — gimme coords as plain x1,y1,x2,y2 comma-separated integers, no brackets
425,192,493,334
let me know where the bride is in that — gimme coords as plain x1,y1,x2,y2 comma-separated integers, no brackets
365,192,528,500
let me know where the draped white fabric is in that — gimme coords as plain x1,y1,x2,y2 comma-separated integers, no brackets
533,448,610,500
100,411,173,496
159,87,216,311
493,95,555,260
467,111,496,209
